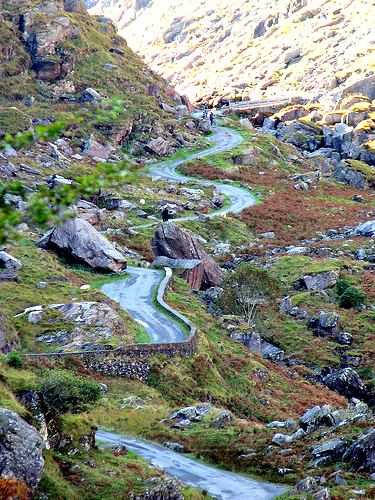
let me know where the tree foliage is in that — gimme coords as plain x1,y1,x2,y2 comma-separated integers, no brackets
38,371,101,417
216,262,281,324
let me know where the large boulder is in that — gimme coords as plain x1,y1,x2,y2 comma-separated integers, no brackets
82,135,115,161
38,217,126,272
311,438,349,466
152,222,224,290
321,368,370,401
144,137,172,156
352,220,375,237
342,428,375,472
308,311,340,337
300,405,337,432
0,408,45,492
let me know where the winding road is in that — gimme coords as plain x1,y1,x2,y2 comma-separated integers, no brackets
97,430,285,500
102,266,186,343
99,125,285,499
102,125,257,345
137,126,257,227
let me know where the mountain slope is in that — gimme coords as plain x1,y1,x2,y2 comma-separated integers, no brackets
86,0,375,103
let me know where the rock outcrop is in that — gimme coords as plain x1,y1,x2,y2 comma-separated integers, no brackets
0,408,45,492
321,368,370,401
38,217,126,272
152,222,224,289
295,270,339,291
17,301,126,351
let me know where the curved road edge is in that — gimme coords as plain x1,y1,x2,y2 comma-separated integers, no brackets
96,429,286,500
135,126,257,228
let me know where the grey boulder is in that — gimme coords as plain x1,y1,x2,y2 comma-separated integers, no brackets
352,220,375,237
0,408,45,492
38,217,126,272
0,251,22,271
295,270,339,291
342,428,375,472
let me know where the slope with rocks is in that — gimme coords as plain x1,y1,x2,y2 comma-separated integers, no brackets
0,0,199,162
86,0,375,104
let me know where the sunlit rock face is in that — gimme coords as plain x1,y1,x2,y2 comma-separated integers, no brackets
85,0,374,103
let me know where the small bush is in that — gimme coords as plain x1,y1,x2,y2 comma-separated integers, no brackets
338,286,366,309
6,350,24,369
39,371,101,417
336,279,351,297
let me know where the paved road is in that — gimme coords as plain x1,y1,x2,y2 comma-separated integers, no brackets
136,126,257,228
97,430,286,500
98,126,286,498
101,266,186,343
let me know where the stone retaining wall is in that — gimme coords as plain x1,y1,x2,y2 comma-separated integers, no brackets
24,268,198,380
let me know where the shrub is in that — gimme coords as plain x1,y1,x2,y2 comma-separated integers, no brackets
6,350,24,369
39,371,101,417
336,279,366,308
336,279,351,297
338,286,366,309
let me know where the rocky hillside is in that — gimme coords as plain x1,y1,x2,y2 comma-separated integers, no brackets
86,0,375,103
0,0,197,157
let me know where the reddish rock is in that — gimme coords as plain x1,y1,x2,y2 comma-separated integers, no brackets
152,222,224,290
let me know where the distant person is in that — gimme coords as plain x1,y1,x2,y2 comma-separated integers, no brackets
203,109,208,119
161,207,170,222
209,112,215,126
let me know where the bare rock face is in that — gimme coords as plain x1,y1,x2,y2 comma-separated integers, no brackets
144,137,172,156
152,222,224,290
64,0,86,12
38,217,126,272
17,301,126,351
19,0,80,81
0,408,45,493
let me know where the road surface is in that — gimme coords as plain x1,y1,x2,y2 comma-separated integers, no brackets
97,430,286,500
98,126,286,499
101,125,257,344
136,126,257,228
101,266,186,343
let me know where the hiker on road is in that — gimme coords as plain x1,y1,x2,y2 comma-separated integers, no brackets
209,112,215,126
161,207,170,222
